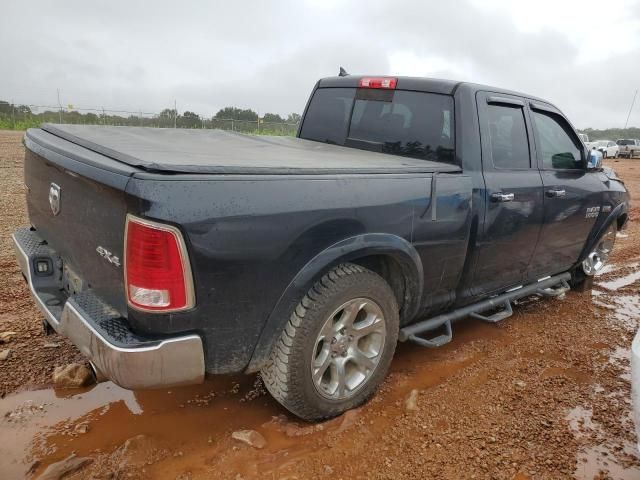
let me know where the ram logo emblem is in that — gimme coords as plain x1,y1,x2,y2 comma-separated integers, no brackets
48,183,61,216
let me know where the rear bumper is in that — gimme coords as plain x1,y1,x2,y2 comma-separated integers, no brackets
12,227,205,389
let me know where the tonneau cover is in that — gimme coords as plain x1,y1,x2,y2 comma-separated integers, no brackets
37,124,461,175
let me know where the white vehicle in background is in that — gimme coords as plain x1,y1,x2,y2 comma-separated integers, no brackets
578,133,589,143
595,140,619,159
617,139,640,158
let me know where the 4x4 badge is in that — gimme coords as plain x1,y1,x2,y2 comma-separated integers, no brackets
49,183,61,216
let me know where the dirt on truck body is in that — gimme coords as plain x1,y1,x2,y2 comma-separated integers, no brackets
1,129,640,479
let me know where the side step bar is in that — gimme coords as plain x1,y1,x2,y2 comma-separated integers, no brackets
398,272,571,348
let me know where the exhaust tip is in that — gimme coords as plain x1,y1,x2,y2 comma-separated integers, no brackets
88,362,108,383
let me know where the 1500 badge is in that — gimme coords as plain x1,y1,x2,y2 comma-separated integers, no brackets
96,246,121,267
585,206,601,218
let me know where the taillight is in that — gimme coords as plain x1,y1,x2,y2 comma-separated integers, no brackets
125,215,194,312
358,77,397,89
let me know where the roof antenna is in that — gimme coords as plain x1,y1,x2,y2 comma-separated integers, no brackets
339,67,349,77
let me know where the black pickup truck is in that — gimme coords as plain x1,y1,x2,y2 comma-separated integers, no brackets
13,75,629,420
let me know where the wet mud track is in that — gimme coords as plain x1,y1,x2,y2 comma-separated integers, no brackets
1,130,640,479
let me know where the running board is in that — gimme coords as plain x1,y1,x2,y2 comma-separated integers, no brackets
399,272,572,347
537,279,570,298
403,320,452,348
470,300,513,323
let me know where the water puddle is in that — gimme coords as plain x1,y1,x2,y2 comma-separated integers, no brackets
598,270,640,291
541,366,591,384
0,317,506,478
0,375,281,478
567,405,640,480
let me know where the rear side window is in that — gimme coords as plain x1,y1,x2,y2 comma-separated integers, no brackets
300,87,455,164
531,111,583,169
298,88,355,146
486,104,530,169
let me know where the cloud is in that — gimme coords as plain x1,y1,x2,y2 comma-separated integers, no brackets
1,0,638,128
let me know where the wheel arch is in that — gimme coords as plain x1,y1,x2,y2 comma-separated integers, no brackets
246,233,423,373
579,202,628,264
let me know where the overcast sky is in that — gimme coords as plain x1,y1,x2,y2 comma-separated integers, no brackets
1,0,639,129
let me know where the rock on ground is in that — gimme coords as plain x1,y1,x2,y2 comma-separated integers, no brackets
405,389,419,411
0,349,11,361
52,363,94,388
37,453,92,480
231,429,267,449
0,331,17,343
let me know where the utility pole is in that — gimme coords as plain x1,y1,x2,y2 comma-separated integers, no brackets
11,99,15,128
57,88,62,123
174,100,177,129
624,89,638,130
102,107,106,125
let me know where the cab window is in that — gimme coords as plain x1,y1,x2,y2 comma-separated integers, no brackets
486,104,530,169
300,87,455,164
531,110,583,169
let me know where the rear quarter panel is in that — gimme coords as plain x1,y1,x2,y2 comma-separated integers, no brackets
125,172,470,373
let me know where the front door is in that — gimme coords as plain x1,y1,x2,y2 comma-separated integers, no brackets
472,92,544,295
526,102,602,277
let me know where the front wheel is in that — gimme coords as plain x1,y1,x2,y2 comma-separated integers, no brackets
261,263,399,421
603,151,608,159
582,223,617,276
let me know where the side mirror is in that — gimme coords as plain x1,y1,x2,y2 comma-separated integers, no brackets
587,148,603,170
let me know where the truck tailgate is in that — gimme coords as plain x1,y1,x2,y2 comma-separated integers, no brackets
24,130,133,314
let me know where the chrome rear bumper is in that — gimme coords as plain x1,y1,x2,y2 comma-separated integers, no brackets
12,227,205,389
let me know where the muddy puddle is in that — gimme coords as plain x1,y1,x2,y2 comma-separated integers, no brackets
567,404,640,480
0,320,504,479
2,261,639,479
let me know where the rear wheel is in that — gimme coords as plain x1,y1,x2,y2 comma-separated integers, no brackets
261,263,399,421
603,151,608,159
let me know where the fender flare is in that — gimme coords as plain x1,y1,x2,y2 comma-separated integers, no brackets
579,201,628,263
245,233,423,372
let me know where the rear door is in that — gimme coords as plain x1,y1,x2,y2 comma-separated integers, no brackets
526,102,602,277
471,92,544,294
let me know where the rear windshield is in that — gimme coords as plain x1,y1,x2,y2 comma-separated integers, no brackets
299,87,455,164
617,139,635,145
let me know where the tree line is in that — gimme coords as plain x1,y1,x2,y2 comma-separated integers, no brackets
2,99,638,140
0,100,301,135
579,127,640,141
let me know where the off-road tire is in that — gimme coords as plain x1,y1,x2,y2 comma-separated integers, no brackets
261,263,399,421
569,267,594,292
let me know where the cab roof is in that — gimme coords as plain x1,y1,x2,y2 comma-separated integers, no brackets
317,75,546,102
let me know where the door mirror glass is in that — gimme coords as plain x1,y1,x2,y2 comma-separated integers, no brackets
587,149,603,170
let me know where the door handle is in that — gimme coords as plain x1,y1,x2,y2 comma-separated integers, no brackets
491,192,515,202
546,189,566,198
